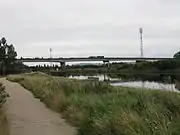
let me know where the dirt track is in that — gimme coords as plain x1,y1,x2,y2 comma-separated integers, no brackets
0,78,76,135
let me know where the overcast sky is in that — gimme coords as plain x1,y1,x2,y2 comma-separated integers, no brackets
0,0,180,58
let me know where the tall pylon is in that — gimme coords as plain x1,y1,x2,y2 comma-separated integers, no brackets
139,28,144,58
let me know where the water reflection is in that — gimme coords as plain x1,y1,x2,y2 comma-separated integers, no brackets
111,81,177,92
68,74,180,92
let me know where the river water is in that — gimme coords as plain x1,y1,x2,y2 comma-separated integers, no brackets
68,74,180,92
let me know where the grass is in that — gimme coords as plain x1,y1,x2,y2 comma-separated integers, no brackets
0,82,9,135
7,72,180,135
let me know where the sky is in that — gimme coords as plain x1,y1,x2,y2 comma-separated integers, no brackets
0,0,180,58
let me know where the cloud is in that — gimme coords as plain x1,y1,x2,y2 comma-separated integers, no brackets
0,0,180,58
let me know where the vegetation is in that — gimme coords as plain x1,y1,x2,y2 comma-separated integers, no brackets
0,82,9,135
0,37,27,75
0,37,17,75
31,60,180,77
174,51,180,58
7,72,180,135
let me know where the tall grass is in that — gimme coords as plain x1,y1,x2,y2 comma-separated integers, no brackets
7,72,180,135
0,82,9,135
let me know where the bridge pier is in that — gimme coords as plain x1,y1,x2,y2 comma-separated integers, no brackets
103,60,110,68
60,62,66,71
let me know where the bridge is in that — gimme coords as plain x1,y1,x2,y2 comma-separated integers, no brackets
16,57,173,69
17,57,172,63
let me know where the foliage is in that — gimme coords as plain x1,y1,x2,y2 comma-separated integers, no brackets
0,82,9,135
174,51,180,59
7,73,180,135
0,37,17,75
0,83,9,108
106,59,180,75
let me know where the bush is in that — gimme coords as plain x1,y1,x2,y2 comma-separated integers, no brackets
0,82,9,135
0,83,9,108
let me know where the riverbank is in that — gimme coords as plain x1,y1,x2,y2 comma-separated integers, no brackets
40,59,180,76
47,67,180,76
7,72,180,135
0,82,9,135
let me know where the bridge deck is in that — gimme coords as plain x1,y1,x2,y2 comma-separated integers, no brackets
16,57,173,63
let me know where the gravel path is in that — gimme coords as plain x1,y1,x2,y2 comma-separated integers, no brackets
0,78,76,135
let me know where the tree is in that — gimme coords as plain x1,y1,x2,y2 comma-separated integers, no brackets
174,51,180,58
0,37,17,75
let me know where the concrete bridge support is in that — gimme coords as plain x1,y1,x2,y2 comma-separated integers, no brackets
60,62,66,71
103,60,110,69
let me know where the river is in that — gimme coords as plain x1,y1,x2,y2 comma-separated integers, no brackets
68,74,180,92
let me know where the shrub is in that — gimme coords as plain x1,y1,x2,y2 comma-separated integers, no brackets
0,83,9,108
0,82,9,135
